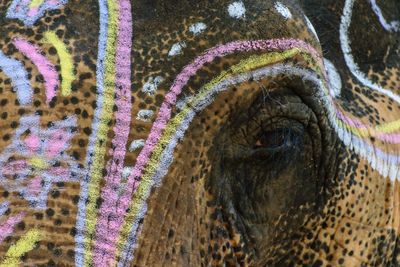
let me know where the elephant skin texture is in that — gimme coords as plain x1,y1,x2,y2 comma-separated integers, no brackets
0,0,399,266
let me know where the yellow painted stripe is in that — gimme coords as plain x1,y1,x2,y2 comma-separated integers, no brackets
0,229,41,267
375,118,400,133
114,48,314,259
115,45,400,261
43,31,75,96
335,111,400,137
29,0,44,9
82,0,119,266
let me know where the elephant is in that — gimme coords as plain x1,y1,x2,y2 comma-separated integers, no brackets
0,0,399,266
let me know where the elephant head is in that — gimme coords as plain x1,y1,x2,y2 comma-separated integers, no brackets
0,0,399,266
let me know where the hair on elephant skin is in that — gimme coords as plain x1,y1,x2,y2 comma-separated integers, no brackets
0,0,399,266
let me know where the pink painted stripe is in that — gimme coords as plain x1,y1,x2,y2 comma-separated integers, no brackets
121,39,323,201
335,108,400,143
103,39,324,245
92,0,132,265
335,108,367,128
0,213,25,244
376,133,400,144
13,38,59,103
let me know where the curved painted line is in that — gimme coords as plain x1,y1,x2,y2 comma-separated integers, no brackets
304,15,319,41
337,0,400,143
43,31,74,96
340,0,400,103
113,39,323,241
127,38,321,178
335,109,366,129
118,65,324,264
116,48,306,265
115,51,323,262
81,0,119,265
116,46,325,261
74,0,108,265
103,40,323,263
368,0,399,32
0,213,25,244
0,51,32,105
92,0,132,265
13,38,59,103
0,229,41,267
118,62,400,263
336,108,400,143
376,133,400,144
108,0,400,260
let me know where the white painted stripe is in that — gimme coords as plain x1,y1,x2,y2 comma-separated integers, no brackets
340,0,400,104
369,0,399,32
324,58,342,97
304,15,319,41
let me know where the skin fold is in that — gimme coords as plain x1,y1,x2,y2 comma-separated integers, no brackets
0,0,399,266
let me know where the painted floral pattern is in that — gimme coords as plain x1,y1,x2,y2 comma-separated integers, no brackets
7,0,69,27
0,115,81,209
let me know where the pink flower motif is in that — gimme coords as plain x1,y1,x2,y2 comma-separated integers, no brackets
0,115,81,209
7,0,69,27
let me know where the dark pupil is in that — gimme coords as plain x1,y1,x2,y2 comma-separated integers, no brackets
254,129,287,149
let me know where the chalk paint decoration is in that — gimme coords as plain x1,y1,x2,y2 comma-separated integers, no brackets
114,40,400,265
0,201,42,265
368,0,400,32
274,2,292,20
0,228,42,266
0,50,33,105
0,35,73,106
13,38,59,103
74,0,133,265
0,115,81,210
42,31,75,97
228,1,246,19
60,0,400,265
7,0,69,27
0,202,25,244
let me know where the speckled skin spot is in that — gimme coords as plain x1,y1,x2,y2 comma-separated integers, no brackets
0,0,399,266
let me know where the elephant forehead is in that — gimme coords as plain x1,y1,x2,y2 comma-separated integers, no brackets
0,0,321,265
132,0,319,86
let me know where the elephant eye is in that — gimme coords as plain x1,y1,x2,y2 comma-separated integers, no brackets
254,129,287,149
253,127,300,153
